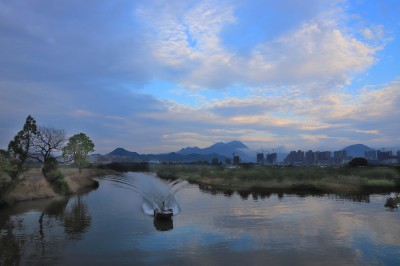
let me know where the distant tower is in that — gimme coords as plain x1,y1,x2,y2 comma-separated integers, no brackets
257,151,264,165
233,153,240,165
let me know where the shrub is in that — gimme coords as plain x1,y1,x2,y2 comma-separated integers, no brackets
46,170,70,194
349,157,368,167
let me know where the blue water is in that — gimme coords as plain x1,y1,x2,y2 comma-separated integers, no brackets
0,172,399,265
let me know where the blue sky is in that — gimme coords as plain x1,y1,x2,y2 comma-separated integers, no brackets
0,0,399,154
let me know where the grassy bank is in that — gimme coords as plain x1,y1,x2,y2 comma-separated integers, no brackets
152,164,400,194
0,167,115,205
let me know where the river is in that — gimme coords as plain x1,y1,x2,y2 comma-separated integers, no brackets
1,172,399,265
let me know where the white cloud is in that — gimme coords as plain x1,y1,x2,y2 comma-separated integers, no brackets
138,0,382,91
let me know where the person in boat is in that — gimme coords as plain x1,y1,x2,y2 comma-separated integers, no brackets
161,201,166,212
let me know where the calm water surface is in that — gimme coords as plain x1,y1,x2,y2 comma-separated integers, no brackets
1,172,399,265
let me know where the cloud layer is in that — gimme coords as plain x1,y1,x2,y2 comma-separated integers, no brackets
0,0,399,153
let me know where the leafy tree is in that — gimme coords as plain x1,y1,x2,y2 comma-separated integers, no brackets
348,157,368,167
32,126,66,177
7,115,37,178
62,133,95,173
0,150,11,174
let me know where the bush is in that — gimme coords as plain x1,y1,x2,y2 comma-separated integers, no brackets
46,170,70,194
349,157,368,167
43,156,59,175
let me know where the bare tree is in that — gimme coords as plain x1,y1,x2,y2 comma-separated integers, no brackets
32,126,66,176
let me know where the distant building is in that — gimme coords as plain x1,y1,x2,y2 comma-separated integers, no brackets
318,151,331,161
365,150,377,161
285,150,304,165
334,150,347,164
257,153,264,165
305,150,315,165
266,153,277,165
377,150,392,161
398,150,400,164
233,155,240,165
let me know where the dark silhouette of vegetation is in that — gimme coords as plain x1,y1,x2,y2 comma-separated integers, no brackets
7,115,37,178
63,133,95,174
153,164,400,194
385,194,400,209
42,156,70,194
348,157,368,167
32,126,66,178
1,116,99,203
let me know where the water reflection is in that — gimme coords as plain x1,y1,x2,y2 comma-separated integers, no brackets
0,215,22,265
1,173,399,265
0,194,92,265
198,184,371,202
153,218,173,231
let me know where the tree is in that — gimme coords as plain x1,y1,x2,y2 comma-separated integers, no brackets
7,115,37,178
62,133,95,173
348,157,368,167
32,126,66,177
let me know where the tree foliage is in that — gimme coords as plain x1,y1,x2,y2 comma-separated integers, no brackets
63,133,95,173
7,115,37,178
348,157,368,167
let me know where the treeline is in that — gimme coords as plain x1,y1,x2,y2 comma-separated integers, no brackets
0,115,95,195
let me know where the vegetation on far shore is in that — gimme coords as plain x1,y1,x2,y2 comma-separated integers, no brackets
152,164,400,194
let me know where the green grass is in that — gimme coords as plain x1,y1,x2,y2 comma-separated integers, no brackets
151,164,400,193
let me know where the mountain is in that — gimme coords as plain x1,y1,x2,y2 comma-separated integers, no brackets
178,140,248,157
96,141,251,163
107,148,140,158
103,148,226,163
342,144,374,158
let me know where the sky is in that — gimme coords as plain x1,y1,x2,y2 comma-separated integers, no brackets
0,0,399,154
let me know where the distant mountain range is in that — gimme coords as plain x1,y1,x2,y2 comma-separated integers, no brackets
102,141,249,163
91,141,377,164
178,140,248,157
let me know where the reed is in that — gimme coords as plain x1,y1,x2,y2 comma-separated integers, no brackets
153,164,400,193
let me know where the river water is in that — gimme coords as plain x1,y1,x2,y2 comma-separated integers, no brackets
1,172,399,265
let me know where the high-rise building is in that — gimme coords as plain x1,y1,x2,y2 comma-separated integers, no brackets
365,150,377,160
377,150,392,161
285,150,304,165
266,153,277,165
305,150,315,165
334,150,347,164
257,153,264,165
233,155,240,165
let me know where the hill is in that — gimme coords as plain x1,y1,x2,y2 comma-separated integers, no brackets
342,144,374,158
178,140,248,157
107,148,141,158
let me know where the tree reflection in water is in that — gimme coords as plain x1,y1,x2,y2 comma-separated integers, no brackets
198,184,371,202
0,216,22,265
63,196,91,239
0,194,92,265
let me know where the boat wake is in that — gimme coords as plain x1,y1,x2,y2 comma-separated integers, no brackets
131,173,187,216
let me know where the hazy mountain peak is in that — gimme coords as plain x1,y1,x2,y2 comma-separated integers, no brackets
342,144,374,158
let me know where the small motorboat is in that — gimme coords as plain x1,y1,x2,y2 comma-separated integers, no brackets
154,208,173,219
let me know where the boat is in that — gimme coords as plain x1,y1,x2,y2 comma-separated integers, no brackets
154,208,173,219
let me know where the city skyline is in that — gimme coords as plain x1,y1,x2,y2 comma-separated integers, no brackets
1,0,399,154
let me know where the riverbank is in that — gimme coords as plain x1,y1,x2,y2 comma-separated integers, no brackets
152,164,400,194
0,167,115,205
